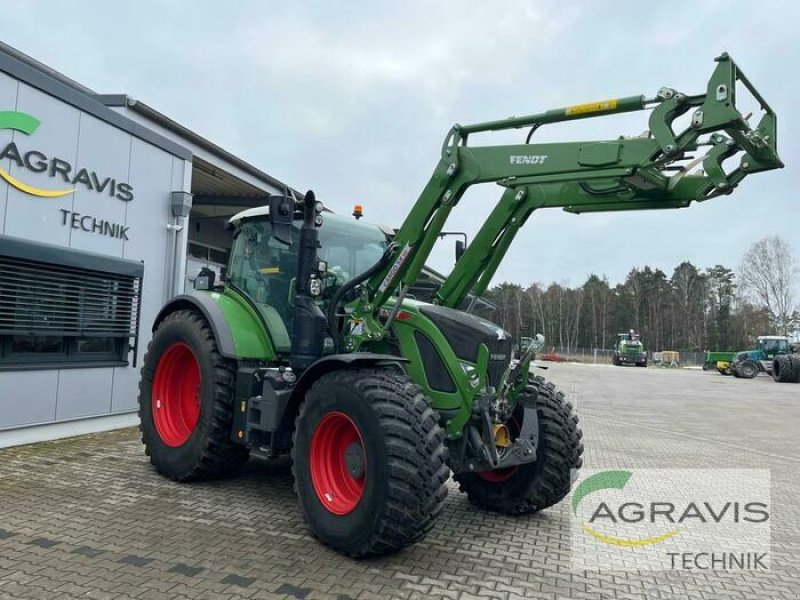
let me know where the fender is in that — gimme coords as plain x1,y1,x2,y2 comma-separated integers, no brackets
285,353,408,423
152,292,274,360
153,293,238,357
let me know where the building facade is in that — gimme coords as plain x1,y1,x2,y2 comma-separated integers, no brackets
0,43,291,446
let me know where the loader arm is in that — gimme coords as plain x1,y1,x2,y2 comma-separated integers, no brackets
342,53,782,348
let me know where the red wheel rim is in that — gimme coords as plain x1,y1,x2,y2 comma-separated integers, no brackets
477,416,522,483
309,412,366,515
152,342,201,447
477,466,518,483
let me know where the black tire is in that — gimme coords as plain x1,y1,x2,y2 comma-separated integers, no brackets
792,356,800,383
138,310,249,481
739,360,758,379
292,368,449,557
637,359,648,368
454,375,584,515
775,355,800,383
773,355,792,383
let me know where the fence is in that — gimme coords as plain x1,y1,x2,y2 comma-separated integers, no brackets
540,347,706,367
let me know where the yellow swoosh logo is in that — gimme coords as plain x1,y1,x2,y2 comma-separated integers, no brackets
0,167,74,198
582,524,682,547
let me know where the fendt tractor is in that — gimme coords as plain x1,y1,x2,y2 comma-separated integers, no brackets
612,330,647,367
138,55,782,557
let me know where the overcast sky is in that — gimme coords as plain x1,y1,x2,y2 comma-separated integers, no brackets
2,1,797,289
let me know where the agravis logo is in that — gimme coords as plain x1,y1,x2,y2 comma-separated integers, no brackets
570,469,771,571
0,111,73,197
0,110,134,201
572,470,683,547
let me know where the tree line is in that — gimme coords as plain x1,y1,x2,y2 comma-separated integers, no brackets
477,236,799,353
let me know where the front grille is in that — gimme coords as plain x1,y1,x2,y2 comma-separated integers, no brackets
418,303,512,389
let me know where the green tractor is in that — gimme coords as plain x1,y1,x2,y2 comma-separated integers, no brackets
730,335,794,379
612,330,647,367
138,55,782,557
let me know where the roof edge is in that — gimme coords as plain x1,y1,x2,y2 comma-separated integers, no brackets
98,94,300,198
0,43,191,161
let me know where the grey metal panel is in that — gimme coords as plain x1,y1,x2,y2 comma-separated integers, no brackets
110,365,139,413
111,138,176,413
0,47,191,160
0,369,58,429
55,368,113,420
0,71,19,234
3,82,80,246
68,112,132,257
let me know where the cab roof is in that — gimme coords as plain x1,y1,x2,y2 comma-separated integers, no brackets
229,204,395,237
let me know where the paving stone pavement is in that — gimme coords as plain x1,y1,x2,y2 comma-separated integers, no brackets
0,363,798,599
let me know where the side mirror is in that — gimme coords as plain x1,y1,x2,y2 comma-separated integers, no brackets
269,188,296,246
455,239,465,262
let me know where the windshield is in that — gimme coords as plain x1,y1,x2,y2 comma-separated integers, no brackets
760,338,789,353
227,213,388,336
317,214,388,283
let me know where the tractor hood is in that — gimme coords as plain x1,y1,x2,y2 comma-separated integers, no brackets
412,302,513,388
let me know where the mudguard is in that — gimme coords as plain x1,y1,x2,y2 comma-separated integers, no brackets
152,291,275,360
285,353,408,422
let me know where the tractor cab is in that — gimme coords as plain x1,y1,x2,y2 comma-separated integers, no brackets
225,206,389,352
757,336,791,358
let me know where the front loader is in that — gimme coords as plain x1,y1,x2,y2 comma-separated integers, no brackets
138,54,782,557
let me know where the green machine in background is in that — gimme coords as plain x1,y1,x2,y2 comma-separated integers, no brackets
138,54,783,557
613,330,647,367
730,335,793,379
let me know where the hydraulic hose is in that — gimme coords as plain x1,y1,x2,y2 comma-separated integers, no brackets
327,245,395,351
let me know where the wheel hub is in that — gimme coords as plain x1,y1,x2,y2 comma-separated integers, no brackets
344,442,365,478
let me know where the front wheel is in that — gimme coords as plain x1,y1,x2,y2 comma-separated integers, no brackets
455,376,584,514
292,368,449,557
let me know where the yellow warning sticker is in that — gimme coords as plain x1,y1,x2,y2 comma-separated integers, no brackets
565,99,618,116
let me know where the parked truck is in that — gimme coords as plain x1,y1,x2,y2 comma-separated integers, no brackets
138,55,782,557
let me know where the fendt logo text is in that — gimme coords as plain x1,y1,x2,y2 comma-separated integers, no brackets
0,110,134,201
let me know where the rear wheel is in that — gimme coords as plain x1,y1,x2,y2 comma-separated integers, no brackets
455,376,583,515
292,368,449,557
138,310,249,481
792,356,800,383
773,355,799,383
739,360,759,379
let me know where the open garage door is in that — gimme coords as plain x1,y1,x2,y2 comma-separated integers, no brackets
186,157,269,290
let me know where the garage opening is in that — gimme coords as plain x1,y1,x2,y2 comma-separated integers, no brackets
185,157,269,290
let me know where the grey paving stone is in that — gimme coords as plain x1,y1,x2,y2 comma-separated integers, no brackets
0,363,797,599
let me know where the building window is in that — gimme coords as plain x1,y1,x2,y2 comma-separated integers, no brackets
0,236,143,370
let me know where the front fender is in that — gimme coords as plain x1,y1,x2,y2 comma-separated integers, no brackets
285,353,407,422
